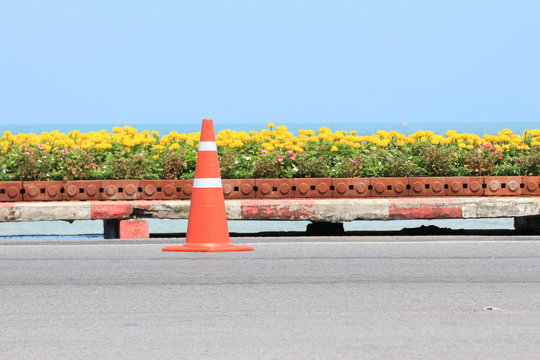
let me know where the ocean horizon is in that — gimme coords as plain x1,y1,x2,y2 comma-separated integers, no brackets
2,120,538,137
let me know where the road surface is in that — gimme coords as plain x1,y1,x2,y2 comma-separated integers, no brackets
1,236,539,359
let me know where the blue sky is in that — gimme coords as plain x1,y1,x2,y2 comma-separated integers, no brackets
1,1,539,130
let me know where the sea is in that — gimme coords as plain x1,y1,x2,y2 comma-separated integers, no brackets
2,119,538,137
1,120,537,240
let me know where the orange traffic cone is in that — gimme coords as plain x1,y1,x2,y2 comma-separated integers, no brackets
162,119,254,252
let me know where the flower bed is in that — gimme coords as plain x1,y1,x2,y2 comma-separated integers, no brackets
1,124,539,181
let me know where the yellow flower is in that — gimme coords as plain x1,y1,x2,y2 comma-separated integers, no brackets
123,125,138,134
319,127,331,134
233,140,243,147
267,122,275,128
331,145,339,151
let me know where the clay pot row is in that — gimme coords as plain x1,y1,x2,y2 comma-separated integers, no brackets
0,176,539,201
0,180,193,202
252,176,540,198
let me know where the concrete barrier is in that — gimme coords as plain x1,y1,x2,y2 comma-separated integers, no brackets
1,198,539,222
1,198,540,238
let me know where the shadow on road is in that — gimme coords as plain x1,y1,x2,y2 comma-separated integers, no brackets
152,224,539,238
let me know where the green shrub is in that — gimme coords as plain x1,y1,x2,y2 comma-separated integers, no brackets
517,151,540,175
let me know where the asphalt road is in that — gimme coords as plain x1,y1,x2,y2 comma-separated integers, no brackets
1,236,539,360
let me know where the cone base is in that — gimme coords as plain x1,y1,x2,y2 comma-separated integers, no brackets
162,243,254,252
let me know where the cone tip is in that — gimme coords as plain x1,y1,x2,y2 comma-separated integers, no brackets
200,118,216,141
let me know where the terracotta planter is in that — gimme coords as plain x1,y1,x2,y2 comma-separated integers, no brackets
255,179,296,198
332,178,370,198
522,176,540,196
140,180,182,200
222,179,256,199
293,178,332,198
63,180,102,201
0,181,23,202
484,176,522,196
446,177,484,196
23,181,63,201
100,180,141,201
409,177,447,197
176,179,193,200
370,177,409,197
8,176,540,202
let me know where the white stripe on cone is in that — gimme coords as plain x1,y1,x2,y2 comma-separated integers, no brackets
193,178,222,188
198,141,217,151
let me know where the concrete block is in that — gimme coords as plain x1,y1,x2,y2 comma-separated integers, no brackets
311,199,390,221
119,219,149,239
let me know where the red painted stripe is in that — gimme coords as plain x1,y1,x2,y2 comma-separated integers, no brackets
389,203,463,219
132,201,164,210
91,202,132,219
241,200,314,220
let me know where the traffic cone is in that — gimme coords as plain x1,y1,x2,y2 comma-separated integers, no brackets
162,119,254,252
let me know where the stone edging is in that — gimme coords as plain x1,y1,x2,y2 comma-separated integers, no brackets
0,176,539,202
